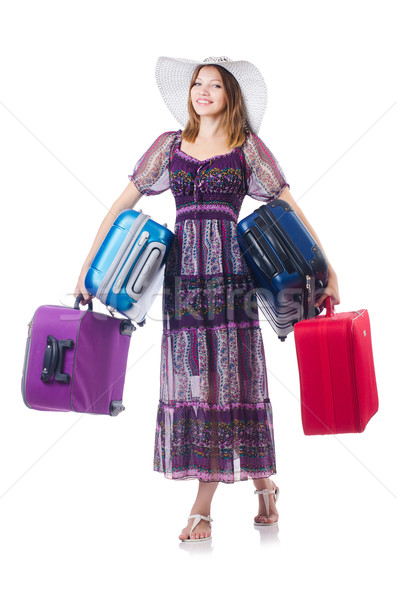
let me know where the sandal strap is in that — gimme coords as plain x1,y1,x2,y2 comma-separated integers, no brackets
254,481,279,500
187,514,213,535
254,488,275,495
254,487,279,518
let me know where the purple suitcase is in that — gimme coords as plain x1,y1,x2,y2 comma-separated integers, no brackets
21,295,134,416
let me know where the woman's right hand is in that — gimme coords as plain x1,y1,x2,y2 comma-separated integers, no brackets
74,267,94,306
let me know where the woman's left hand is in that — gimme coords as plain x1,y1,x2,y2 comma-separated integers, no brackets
315,270,340,309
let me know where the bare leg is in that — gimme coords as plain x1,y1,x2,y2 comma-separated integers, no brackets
253,477,279,524
179,481,219,541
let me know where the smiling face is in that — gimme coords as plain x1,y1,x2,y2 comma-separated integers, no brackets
190,65,227,118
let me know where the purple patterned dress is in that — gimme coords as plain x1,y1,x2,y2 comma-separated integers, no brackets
129,128,289,483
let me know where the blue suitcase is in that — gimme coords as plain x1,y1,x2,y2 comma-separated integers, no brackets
237,199,328,341
85,209,174,324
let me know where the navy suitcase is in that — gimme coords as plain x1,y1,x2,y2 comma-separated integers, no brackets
237,199,328,341
85,209,174,324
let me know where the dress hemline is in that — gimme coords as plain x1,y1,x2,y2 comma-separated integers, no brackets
153,467,277,484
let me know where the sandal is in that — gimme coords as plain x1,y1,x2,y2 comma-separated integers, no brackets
180,514,213,542
253,481,280,526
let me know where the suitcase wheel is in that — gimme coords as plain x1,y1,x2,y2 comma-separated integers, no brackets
109,401,125,416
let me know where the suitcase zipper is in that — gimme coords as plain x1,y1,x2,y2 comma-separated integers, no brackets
305,275,315,315
349,312,366,431
21,318,34,407
351,310,366,320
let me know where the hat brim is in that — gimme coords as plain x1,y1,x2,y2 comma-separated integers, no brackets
155,56,267,134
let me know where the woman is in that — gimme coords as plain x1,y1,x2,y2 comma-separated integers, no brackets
75,56,340,542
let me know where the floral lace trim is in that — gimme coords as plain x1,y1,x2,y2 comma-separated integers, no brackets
164,272,249,280
154,469,277,483
158,400,270,410
163,320,260,334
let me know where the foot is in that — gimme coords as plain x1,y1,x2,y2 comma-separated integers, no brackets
254,478,279,525
179,514,212,541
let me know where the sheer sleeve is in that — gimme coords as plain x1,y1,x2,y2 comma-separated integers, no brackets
128,130,179,196
242,131,290,202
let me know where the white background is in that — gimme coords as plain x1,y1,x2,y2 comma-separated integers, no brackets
1,0,396,597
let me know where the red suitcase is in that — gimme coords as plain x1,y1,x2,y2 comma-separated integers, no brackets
294,298,379,435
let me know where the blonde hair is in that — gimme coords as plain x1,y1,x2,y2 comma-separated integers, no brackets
182,64,251,149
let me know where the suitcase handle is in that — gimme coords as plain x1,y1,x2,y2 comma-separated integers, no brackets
244,230,279,279
41,336,74,384
74,294,93,311
41,335,58,382
256,208,295,274
325,296,335,317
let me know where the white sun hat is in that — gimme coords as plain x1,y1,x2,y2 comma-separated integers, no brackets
155,55,268,134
